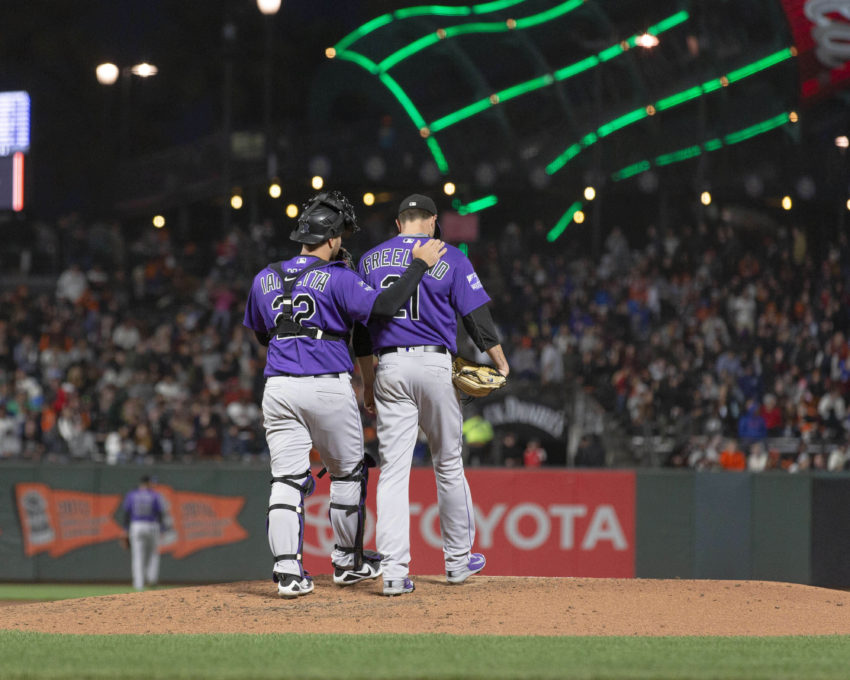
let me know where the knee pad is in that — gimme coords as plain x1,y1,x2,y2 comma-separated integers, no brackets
268,470,314,579
328,460,368,569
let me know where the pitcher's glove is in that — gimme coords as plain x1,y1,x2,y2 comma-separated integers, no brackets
334,246,355,270
452,357,507,397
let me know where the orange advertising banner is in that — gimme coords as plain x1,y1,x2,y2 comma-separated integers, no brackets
15,483,124,557
154,485,247,558
14,483,247,559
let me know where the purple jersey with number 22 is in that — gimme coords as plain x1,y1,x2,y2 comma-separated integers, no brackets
358,235,490,353
243,255,379,376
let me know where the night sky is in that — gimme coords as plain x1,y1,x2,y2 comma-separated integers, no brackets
0,1,429,216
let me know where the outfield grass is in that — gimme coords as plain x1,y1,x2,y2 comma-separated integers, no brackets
0,584,171,601
1,632,849,680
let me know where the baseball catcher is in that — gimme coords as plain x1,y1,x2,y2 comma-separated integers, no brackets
452,356,507,397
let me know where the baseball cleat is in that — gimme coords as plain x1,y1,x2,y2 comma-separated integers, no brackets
276,573,314,599
446,553,486,584
382,577,415,596
333,552,383,586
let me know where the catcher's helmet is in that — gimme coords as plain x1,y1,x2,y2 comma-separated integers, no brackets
290,191,359,245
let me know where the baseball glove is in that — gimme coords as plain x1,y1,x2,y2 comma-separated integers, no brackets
452,357,506,397
334,246,355,270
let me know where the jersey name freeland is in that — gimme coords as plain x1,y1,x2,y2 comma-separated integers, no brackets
358,235,490,353
361,247,450,281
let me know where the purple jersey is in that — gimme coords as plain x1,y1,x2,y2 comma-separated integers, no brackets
358,235,490,353
122,488,163,524
243,255,379,376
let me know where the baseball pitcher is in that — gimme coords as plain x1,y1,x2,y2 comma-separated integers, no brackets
357,193,509,596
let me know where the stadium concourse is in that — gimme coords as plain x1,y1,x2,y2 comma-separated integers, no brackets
1,209,850,472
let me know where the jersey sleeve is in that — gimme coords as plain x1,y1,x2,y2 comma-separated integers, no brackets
333,268,380,324
449,255,491,317
242,276,266,333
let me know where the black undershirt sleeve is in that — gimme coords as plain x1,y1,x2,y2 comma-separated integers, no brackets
369,258,429,318
461,303,500,352
254,330,270,347
352,322,373,357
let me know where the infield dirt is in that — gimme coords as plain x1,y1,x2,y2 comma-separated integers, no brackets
1,577,849,636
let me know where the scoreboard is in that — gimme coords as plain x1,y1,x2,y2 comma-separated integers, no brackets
0,91,29,212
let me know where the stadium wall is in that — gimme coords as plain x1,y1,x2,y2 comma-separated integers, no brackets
1,465,847,587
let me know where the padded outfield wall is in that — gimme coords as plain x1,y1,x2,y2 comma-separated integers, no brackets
1,465,848,587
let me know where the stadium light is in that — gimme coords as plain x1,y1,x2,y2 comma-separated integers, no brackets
443,181,456,196
152,215,166,229
700,191,712,206
256,0,281,15
95,63,120,86
584,186,596,201
269,180,282,198
286,203,299,218
312,175,324,190
781,195,792,211
635,33,660,48
363,192,375,206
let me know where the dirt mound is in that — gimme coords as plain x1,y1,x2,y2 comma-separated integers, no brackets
2,577,849,637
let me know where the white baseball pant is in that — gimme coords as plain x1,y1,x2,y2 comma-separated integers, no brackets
262,373,365,576
129,520,160,590
373,348,475,581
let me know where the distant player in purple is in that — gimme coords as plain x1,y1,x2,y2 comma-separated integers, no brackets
357,193,509,596
121,475,165,590
243,191,445,599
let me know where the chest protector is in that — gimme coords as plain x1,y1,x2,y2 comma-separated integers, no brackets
268,260,348,342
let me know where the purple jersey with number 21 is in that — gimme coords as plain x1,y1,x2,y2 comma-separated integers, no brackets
243,255,379,376
358,235,490,353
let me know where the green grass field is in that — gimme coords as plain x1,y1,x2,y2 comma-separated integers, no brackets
0,583,170,600
2,584,849,679
1,632,849,680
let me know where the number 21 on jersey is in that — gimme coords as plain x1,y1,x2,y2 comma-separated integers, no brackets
380,275,419,320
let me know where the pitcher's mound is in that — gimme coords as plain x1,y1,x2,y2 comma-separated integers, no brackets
2,577,849,636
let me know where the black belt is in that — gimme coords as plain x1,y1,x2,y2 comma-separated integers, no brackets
377,345,447,356
272,372,344,379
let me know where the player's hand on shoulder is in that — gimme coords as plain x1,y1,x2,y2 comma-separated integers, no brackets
412,239,447,268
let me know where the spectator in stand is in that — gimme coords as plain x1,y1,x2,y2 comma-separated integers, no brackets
827,440,849,471
497,431,523,467
817,384,846,439
539,339,564,385
738,399,767,449
55,263,89,304
523,439,547,468
758,394,783,435
574,433,606,467
719,439,746,471
747,441,769,472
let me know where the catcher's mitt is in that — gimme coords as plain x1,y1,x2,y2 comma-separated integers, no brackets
334,246,355,270
452,357,507,397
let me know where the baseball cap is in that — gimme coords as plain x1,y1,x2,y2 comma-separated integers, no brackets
398,194,437,217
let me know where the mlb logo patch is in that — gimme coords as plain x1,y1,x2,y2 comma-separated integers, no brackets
403,238,415,244
467,273,483,290
358,281,373,291
297,257,307,264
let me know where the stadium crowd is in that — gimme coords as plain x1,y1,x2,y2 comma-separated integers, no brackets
2,207,850,471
